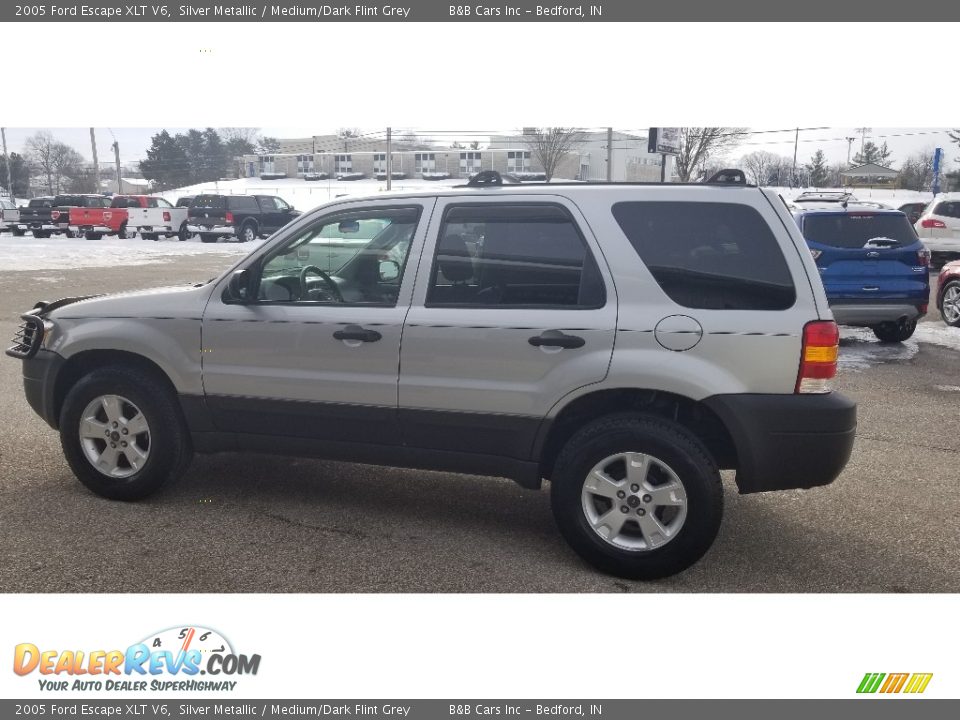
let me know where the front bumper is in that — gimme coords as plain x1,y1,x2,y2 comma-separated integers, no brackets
703,392,857,494
188,224,235,235
830,302,924,326
21,349,65,429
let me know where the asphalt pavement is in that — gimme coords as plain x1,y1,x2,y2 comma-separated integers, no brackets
1,252,957,592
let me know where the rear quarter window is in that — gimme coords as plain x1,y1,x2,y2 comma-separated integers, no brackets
611,201,796,311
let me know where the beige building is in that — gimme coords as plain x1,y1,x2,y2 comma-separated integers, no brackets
239,131,670,182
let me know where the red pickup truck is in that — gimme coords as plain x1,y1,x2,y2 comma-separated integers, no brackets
69,195,190,240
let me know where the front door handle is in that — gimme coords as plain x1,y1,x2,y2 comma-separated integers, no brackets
528,330,586,349
333,324,382,343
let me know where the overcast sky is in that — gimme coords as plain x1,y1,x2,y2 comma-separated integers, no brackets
2,126,956,168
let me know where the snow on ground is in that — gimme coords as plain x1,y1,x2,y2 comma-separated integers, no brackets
838,323,960,372
157,176,470,213
0,234,263,272
772,185,935,207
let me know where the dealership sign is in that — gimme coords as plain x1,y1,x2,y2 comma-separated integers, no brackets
648,128,681,155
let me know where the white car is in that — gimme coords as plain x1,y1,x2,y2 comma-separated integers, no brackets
914,193,960,264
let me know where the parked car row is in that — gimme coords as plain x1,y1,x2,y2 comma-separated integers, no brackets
2,192,300,243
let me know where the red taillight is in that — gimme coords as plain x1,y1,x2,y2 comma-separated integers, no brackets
921,218,946,229
796,320,839,394
51,210,60,220
163,211,171,222
225,211,234,223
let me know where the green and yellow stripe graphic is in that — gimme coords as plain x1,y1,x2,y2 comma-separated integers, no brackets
857,672,933,694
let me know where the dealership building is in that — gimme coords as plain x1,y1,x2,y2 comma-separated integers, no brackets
237,131,671,182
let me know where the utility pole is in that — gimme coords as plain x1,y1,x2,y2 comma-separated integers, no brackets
386,126,392,191
111,141,121,194
89,128,100,194
846,137,855,165
791,127,799,188
606,127,612,182
1,127,14,200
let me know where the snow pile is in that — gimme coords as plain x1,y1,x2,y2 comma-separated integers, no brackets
0,234,262,272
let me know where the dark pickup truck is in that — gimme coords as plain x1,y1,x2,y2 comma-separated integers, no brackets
186,193,300,243
18,195,111,238
15,197,57,237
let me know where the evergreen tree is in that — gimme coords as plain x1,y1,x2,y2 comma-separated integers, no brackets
853,140,892,166
0,152,32,197
139,130,191,189
804,149,830,187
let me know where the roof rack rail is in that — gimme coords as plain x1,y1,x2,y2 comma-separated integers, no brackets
706,168,748,185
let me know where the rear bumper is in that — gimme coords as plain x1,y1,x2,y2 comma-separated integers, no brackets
70,225,113,234
188,224,235,235
830,302,923,325
21,349,65,429
18,223,58,231
703,392,857,494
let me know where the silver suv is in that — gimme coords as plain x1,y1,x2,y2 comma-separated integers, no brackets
7,171,857,579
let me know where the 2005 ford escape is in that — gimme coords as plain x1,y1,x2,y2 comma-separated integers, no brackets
7,171,857,579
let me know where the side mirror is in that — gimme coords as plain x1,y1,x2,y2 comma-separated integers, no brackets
378,260,400,282
228,269,252,302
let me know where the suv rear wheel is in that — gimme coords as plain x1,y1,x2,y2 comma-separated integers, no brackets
872,319,917,343
59,366,193,501
551,413,723,580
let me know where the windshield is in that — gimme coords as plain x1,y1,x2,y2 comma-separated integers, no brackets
802,213,917,248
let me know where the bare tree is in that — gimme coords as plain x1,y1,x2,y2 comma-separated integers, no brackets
522,127,585,181
899,149,936,192
25,131,85,195
674,128,748,182
741,150,779,185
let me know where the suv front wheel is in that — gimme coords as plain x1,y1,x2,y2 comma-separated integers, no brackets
59,366,193,501
551,413,723,580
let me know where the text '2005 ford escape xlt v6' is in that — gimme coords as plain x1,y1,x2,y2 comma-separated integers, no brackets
7,170,857,579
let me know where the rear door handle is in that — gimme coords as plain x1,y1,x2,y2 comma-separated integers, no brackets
333,324,382,343
528,330,586,349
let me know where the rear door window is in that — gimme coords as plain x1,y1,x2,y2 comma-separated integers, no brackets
230,196,260,213
802,213,917,248
612,201,795,311
426,203,605,308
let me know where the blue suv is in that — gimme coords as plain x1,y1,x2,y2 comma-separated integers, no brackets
792,204,930,342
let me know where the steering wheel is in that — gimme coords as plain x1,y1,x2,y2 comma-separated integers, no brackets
299,265,343,302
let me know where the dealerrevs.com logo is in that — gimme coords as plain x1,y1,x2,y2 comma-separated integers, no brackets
13,626,261,692
857,672,933,694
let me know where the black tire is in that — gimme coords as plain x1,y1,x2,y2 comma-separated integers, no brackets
238,221,257,243
940,280,960,328
32,231,50,238
117,223,128,240
63,229,78,238
551,413,723,580
84,232,102,240
58,366,193,501
12,229,25,237
872,319,917,343
142,232,158,241
177,223,189,241
200,233,218,244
